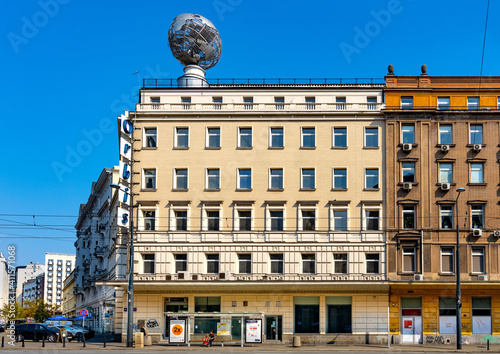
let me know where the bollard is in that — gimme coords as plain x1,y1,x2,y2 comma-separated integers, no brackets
103,334,106,348
83,333,86,348
42,336,45,347
487,338,489,350
63,336,66,348
22,337,25,347
2,336,4,347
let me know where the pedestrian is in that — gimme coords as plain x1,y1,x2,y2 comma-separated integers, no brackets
203,334,209,347
209,330,215,347
140,325,148,337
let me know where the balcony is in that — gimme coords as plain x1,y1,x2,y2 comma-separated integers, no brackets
93,245,108,258
93,269,108,279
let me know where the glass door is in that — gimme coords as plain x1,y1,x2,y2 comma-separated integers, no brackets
265,316,282,341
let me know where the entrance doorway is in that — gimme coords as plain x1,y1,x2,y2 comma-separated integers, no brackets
401,298,422,344
265,316,282,341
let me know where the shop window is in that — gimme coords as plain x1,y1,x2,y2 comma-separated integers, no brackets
472,297,491,334
438,297,456,334
294,297,319,333
165,297,188,313
326,297,352,333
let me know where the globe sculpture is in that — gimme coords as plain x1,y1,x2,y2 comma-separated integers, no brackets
168,13,222,70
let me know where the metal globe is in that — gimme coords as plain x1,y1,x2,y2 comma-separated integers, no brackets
168,13,222,70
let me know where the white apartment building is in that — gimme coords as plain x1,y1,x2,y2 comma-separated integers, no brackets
0,253,9,308
22,273,44,305
16,263,44,303
44,253,75,307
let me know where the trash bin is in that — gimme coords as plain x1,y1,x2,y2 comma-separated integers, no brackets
293,336,301,347
145,336,152,346
134,332,144,348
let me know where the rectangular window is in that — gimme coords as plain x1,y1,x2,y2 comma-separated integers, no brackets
238,254,251,274
439,297,457,334
294,297,320,334
270,127,284,148
207,210,220,231
366,254,380,273
150,97,160,104
270,210,284,231
175,254,187,272
238,210,252,231
301,127,315,148
207,127,220,148
472,297,491,334
333,127,347,147
270,254,284,274
181,97,191,110
439,124,453,144
174,210,188,231
401,96,413,109
302,254,315,274
402,246,416,272
143,169,156,189
244,97,253,110
333,210,348,231
306,97,315,110
326,297,352,334
437,97,450,110
367,96,377,110
402,162,415,183
238,127,252,148
301,168,315,189
237,168,252,190
441,247,454,273
365,210,379,231
144,128,157,148
206,169,220,190
440,205,453,229
212,97,222,110
301,210,316,231
470,163,484,183
472,247,485,273
364,127,379,148
471,205,484,229
206,254,219,274
365,168,379,189
175,127,189,148
402,124,415,144
269,168,284,190
195,296,221,312
470,124,483,144
468,97,479,110
439,163,453,183
174,168,188,190
333,168,347,189
402,205,415,229
336,97,346,110
143,254,155,274
333,254,348,274
143,210,156,231
275,97,284,110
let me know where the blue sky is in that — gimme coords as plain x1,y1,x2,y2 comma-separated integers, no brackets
1,0,498,266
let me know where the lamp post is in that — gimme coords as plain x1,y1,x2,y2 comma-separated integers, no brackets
111,183,134,347
455,187,465,349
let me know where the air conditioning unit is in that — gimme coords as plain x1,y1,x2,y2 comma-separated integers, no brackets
473,144,482,151
165,274,172,281
191,274,199,281
493,230,500,237
177,271,189,280
218,271,231,280
441,183,451,191
478,275,488,281
414,274,423,281
441,145,450,152
472,229,483,237
403,143,413,151
403,182,413,190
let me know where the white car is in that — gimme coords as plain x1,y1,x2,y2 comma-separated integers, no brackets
55,325,84,341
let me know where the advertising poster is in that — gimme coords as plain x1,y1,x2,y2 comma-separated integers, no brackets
169,320,185,343
217,322,231,336
245,319,262,343
438,316,456,334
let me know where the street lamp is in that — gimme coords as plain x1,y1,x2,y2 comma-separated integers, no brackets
455,187,465,350
111,183,134,347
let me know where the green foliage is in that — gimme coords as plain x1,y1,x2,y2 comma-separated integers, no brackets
22,299,59,323
0,301,25,321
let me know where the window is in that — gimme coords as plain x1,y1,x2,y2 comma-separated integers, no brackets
174,210,188,231
174,168,188,190
470,163,484,183
336,97,346,110
270,127,284,148
401,96,413,109
333,168,347,189
333,127,347,147
294,297,319,333
367,96,377,109
238,254,251,274
275,97,284,110
206,254,219,274
498,97,500,109
150,97,160,104
364,127,378,148
302,254,315,274
401,124,415,144
165,297,188,313
244,97,253,110
301,168,315,189
472,298,491,334
270,254,284,274
143,169,156,189
402,162,415,183
470,124,483,144
437,97,450,110
402,246,416,272
175,254,187,272
332,210,348,231
333,254,348,274
175,127,189,148
237,210,252,231
207,210,220,231
269,210,284,231
439,124,453,144
306,97,315,110
143,254,155,274
300,209,316,231
441,247,454,273
195,296,220,312
144,128,157,148
206,127,220,148
467,97,479,110
440,205,453,229
212,97,222,110
237,168,252,190
269,168,283,190
438,297,456,334
471,205,484,229
402,205,415,229
365,210,379,230
365,168,379,189
366,254,380,273
472,247,485,273
301,127,315,148
141,210,156,231
439,163,453,183
238,127,252,148
206,168,220,190
181,97,191,109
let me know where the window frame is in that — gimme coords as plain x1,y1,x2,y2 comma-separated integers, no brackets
270,254,284,274
470,163,484,183
139,206,158,231
402,246,416,273
364,127,379,148
469,124,483,144
143,127,158,148
301,127,316,148
238,127,253,148
237,168,252,190
142,253,155,274
233,204,253,231
238,253,252,274
169,204,190,231
201,203,222,231
298,204,317,231
174,127,189,148
364,168,379,189
265,204,286,231
440,247,454,274
205,168,221,190
363,204,381,231
332,127,347,148
333,168,347,189
440,205,454,229
402,162,416,183
301,168,316,190
173,168,188,190
333,253,348,274
206,127,221,148
439,163,453,184
467,96,479,110
401,96,414,109
471,204,484,229
401,124,415,144
437,97,450,110
471,247,485,274
174,254,188,273
439,124,453,144
206,254,220,274
269,168,284,190
365,253,380,274
402,205,416,229
269,127,284,148
142,168,157,190
301,254,316,274
330,205,349,231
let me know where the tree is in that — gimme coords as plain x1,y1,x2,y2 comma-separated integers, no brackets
0,301,25,322
23,299,58,323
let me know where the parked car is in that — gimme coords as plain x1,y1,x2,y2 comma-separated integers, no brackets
0,325,5,332
15,323,59,342
54,325,85,342
68,324,94,339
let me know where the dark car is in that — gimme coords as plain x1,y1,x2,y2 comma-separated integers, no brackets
15,323,59,342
